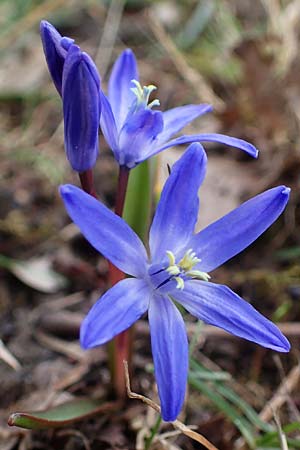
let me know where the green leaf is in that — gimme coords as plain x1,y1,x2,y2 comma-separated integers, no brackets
275,246,300,262
8,398,116,430
189,373,256,448
256,421,300,448
215,383,273,433
123,160,151,242
176,1,216,49
190,359,273,433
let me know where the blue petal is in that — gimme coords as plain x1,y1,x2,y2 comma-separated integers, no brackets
148,295,188,421
156,104,213,145
99,91,120,158
80,278,150,348
189,186,290,272
62,45,101,172
149,143,207,263
153,133,259,159
176,280,290,352
108,49,139,131
60,184,148,277
118,108,164,168
40,20,71,95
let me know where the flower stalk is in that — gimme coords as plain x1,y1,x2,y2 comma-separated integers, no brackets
109,165,131,399
79,170,97,198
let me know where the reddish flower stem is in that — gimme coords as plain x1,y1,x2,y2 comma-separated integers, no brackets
79,170,97,198
109,166,130,399
114,166,130,217
79,166,131,400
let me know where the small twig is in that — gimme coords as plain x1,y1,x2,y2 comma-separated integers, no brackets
259,363,300,422
123,361,219,450
273,355,300,422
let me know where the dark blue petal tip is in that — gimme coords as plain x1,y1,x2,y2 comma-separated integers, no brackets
40,20,68,96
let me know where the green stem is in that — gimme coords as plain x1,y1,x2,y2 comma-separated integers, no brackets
145,415,162,450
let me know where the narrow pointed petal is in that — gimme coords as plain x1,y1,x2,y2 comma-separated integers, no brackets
157,104,213,144
62,45,101,172
99,91,120,158
149,295,188,421
108,49,139,131
152,133,258,159
149,143,207,263
189,186,290,272
176,281,290,352
118,108,164,168
81,278,150,348
40,20,72,95
60,184,148,277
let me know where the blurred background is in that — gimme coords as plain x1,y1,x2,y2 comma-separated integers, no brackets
1,1,300,449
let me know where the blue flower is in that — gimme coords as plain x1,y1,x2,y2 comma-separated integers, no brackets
100,49,258,168
60,143,290,421
40,21,101,172
62,44,101,172
40,20,74,96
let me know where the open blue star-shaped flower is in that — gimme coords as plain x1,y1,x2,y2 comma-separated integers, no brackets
100,49,258,168
60,143,290,421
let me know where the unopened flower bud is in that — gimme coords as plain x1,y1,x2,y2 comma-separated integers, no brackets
62,45,101,172
40,20,74,95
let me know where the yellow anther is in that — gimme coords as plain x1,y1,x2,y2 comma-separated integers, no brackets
164,248,209,290
166,250,176,266
175,277,185,290
187,270,211,282
179,248,201,271
166,265,181,276
131,80,160,109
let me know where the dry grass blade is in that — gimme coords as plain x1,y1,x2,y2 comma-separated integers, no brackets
274,411,289,450
35,331,85,362
94,0,125,77
147,9,224,111
187,322,300,339
53,364,90,391
123,361,219,450
259,363,300,422
0,339,21,371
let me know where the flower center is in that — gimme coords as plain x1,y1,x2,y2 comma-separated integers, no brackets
166,249,210,290
130,80,160,111
148,249,210,293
